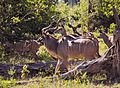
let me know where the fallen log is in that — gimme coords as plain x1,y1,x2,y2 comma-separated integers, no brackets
0,60,83,79
0,61,57,79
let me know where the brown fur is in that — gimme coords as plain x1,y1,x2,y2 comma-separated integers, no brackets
4,40,41,59
26,40,41,59
39,34,100,74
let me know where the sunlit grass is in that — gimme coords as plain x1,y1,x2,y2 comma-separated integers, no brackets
99,39,108,55
11,77,120,88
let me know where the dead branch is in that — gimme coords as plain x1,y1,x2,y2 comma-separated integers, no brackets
16,79,39,85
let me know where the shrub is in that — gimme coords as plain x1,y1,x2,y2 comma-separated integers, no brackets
37,46,53,61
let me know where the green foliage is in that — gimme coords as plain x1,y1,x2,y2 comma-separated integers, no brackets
8,67,16,78
11,17,21,24
79,0,88,29
0,76,16,88
109,23,115,33
55,1,88,31
79,72,89,83
0,0,58,42
0,0,60,60
37,46,53,61
99,40,108,55
38,64,54,77
0,0,120,40
95,0,120,31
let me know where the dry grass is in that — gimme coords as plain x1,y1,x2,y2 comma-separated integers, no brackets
12,77,120,88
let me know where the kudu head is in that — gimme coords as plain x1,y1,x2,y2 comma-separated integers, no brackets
38,31,58,47
38,18,68,44
37,21,59,45
38,23,53,44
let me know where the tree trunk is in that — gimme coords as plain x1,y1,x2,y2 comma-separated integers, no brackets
111,6,120,79
88,0,95,32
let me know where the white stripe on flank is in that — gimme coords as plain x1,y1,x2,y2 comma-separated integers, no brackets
68,40,72,46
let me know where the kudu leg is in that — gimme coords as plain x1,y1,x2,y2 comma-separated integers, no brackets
87,56,95,60
55,59,61,75
62,59,71,71
96,52,101,58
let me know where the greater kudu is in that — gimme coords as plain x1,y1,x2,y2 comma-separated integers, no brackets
38,23,100,74
4,40,41,59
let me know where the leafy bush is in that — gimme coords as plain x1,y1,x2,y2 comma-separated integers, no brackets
0,0,58,42
0,76,16,88
37,46,53,61
55,1,88,31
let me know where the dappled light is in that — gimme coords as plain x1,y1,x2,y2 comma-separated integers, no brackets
0,0,120,88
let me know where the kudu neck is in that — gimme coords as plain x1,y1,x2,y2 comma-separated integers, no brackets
44,36,58,53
